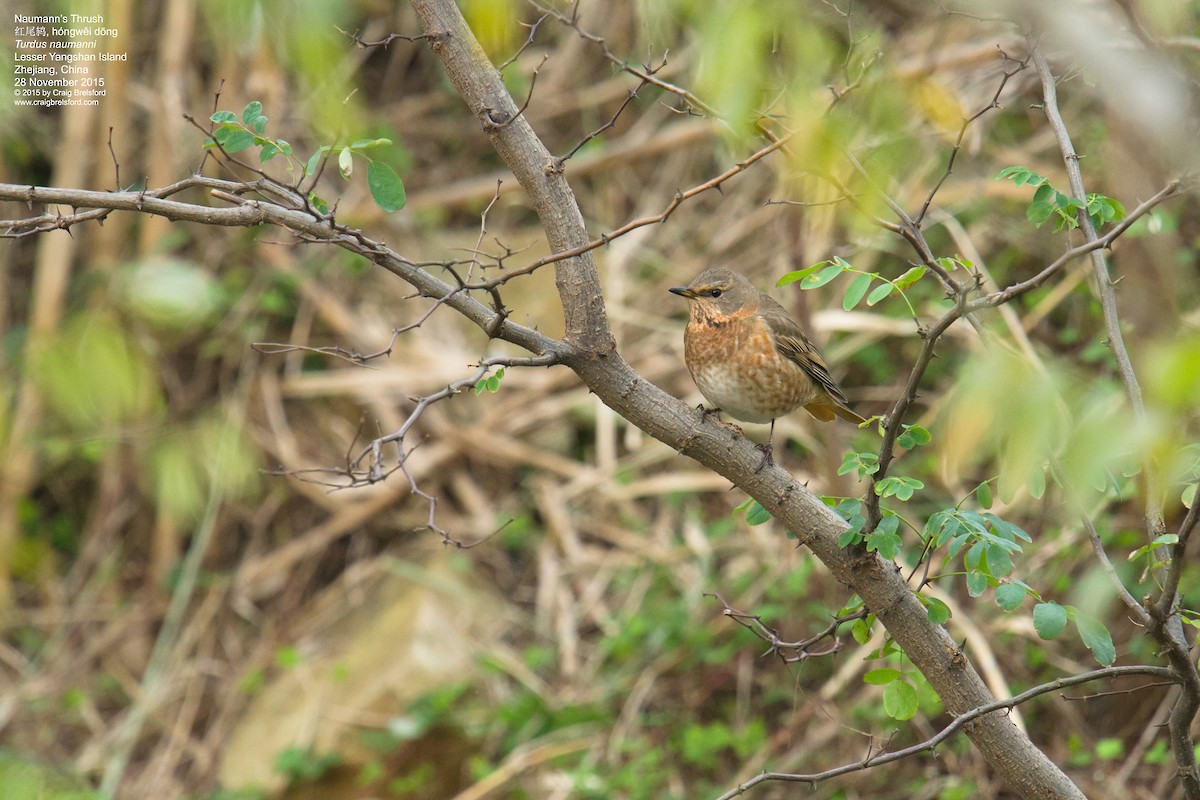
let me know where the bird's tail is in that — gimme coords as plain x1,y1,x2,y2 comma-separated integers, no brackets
805,400,867,425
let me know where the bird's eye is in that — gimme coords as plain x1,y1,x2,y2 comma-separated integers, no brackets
710,288,722,298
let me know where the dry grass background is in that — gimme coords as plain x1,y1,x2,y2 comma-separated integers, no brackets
1,1,1197,798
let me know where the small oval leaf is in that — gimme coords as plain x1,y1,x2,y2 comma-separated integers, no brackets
367,161,407,212
995,582,1026,611
843,273,872,311
1074,614,1116,665
800,263,844,289
1033,601,1068,639
882,679,919,721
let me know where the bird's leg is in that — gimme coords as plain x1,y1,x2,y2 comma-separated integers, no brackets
754,420,777,472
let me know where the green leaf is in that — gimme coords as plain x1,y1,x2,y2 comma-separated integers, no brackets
925,596,951,625
1074,613,1116,665
1027,184,1057,225
863,668,901,685
305,145,332,178
896,424,931,450
252,115,268,134
743,500,772,526
996,166,1047,187
210,110,237,124
337,147,354,179
217,128,255,153
838,450,879,478
984,512,1032,543
842,273,872,310
1088,194,1126,227
799,263,845,289
986,542,1013,577
976,481,994,509
242,100,263,125
350,137,392,149
776,263,827,287
882,679,919,721
367,160,407,212
260,142,280,163
866,281,894,306
995,582,1027,611
851,616,873,644
964,540,985,571
1129,534,1179,563
893,265,926,290
876,476,923,501
965,570,989,597
308,192,330,216
1183,483,1196,509
1033,601,1068,639
838,527,862,548
866,531,901,560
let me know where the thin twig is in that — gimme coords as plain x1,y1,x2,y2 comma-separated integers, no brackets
915,48,1030,225
464,132,795,290
559,80,650,164
497,13,549,71
106,127,121,191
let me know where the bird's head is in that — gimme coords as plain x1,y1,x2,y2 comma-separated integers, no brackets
668,267,758,318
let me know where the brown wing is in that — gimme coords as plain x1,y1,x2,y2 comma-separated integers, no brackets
761,299,865,424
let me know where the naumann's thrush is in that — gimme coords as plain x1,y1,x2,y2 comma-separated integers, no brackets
670,267,864,457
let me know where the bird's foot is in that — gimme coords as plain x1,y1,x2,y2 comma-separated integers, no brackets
697,404,744,436
754,442,775,473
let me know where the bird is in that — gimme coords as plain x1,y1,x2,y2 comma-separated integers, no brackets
670,266,865,462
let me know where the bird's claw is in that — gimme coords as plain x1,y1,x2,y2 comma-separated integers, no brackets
754,442,775,472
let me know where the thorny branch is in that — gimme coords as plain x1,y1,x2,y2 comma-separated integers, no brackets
705,592,859,664
498,12,550,71
711,665,1179,800
338,26,446,49
252,329,404,367
914,48,1030,226
559,79,652,165
531,0,718,118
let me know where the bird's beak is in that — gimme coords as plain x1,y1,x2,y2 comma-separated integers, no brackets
669,285,695,299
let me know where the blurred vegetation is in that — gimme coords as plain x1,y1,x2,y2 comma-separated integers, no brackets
1,1,1199,799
